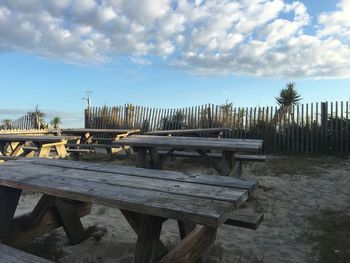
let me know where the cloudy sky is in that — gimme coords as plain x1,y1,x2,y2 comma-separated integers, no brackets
0,0,349,127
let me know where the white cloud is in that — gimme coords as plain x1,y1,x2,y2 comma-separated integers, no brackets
0,0,349,78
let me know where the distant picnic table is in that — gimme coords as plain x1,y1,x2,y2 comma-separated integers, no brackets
114,135,263,176
62,128,140,154
61,128,140,144
145,128,231,138
0,135,78,159
0,158,259,263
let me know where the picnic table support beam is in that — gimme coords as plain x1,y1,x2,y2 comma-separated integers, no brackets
149,147,163,170
135,147,149,168
121,210,168,260
133,214,165,263
159,226,217,263
177,220,203,263
0,186,22,240
219,151,234,176
5,198,92,246
53,199,88,245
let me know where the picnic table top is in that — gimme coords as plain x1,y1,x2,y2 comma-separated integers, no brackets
61,128,140,135
0,135,77,143
114,135,263,152
0,158,257,227
145,128,231,136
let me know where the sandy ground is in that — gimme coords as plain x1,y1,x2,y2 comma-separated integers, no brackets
11,154,350,263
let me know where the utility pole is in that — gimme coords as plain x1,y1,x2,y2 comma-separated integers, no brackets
82,91,92,128
82,90,92,109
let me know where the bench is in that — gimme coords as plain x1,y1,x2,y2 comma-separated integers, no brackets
0,243,53,263
66,143,114,149
66,143,129,155
158,150,266,177
0,156,21,161
21,147,94,157
225,211,264,230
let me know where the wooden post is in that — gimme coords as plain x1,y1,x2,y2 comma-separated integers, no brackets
125,105,129,129
0,186,22,240
321,102,328,152
207,105,212,128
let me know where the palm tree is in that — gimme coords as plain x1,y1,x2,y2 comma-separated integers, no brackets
27,105,46,129
275,82,302,110
51,116,61,129
2,119,12,129
274,82,302,124
220,100,233,126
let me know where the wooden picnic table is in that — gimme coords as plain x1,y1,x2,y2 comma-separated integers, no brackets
114,135,263,176
0,158,257,263
145,128,231,138
61,128,140,144
0,135,78,159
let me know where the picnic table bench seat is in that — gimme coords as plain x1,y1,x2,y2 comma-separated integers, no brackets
0,243,53,263
157,150,266,177
21,146,94,155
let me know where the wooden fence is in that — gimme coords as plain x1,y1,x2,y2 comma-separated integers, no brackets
0,115,34,130
85,101,350,154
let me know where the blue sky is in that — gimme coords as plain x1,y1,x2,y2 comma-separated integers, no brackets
0,0,349,127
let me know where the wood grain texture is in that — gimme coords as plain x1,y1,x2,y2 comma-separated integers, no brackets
5,201,91,246
0,186,22,240
159,226,217,263
0,159,256,227
114,135,262,152
0,244,53,263
145,128,231,136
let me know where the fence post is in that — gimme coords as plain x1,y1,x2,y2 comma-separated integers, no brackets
321,102,328,152
125,105,129,129
84,109,88,128
207,105,212,128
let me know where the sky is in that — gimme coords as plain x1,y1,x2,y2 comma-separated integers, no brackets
0,0,349,127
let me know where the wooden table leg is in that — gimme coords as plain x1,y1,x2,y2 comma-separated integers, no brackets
133,214,165,263
54,144,68,158
177,221,203,263
135,147,149,168
219,151,234,176
84,133,93,144
159,226,217,263
0,186,22,240
149,147,163,169
9,142,26,157
121,210,168,260
5,195,91,246
53,198,88,245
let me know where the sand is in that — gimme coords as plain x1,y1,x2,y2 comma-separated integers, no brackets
12,155,350,263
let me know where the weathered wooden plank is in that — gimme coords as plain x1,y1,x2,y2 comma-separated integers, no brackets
2,161,248,205
145,128,231,136
53,199,87,245
0,166,237,227
0,244,53,263
224,211,264,230
0,186,22,240
13,158,258,193
159,226,217,263
133,214,165,263
114,135,262,152
6,201,91,246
